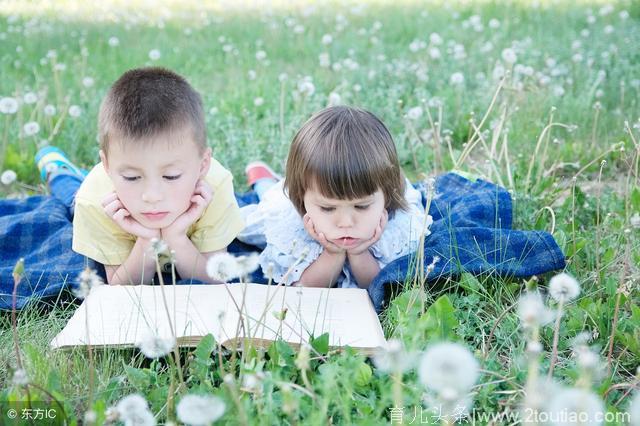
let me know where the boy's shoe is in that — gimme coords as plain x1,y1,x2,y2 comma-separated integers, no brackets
35,146,88,183
245,161,281,187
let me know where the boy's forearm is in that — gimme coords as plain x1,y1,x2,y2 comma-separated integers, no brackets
295,250,346,288
109,237,157,285
347,251,380,289
163,235,212,282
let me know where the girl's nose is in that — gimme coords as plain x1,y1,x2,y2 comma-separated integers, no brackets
336,212,354,228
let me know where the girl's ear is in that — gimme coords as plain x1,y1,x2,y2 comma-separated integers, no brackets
99,150,109,173
199,147,212,178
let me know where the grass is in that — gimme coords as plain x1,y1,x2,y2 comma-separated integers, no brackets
1,0,639,424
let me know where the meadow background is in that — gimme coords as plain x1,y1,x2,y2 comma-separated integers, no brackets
1,0,639,424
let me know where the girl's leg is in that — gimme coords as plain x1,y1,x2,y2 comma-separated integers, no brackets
245,161,280,201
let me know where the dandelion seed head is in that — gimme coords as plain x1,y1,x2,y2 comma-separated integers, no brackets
68,105,82,117
1,170,17,185
418,342,479,394
407,106,423,120
206,252,240,282
176,394,225,426
549,272,581,302
23,121,40,136
545,388,604,426
148,49,161,61
84,410,97,424
0,97,19,114
23,92,38,104
136,333,175,359
74,267,104,299
12,369,28,386
501,48,517,64
108,36,120,47
518,292,554,328
44,104,56,116
327,92,342,106
116,394,155,426
372,338,415,374
628,392,640,426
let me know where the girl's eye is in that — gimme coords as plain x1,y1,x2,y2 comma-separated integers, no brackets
355,204,370,210
122,176,139,182
320,206,335,212
163,175,181,181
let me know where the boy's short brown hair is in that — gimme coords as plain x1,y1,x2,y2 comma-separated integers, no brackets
98,67,206,155
284,106,408,215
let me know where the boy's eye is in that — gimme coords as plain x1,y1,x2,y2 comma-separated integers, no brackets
355,204,370,210
320,206,335,212
163,175,181,181
122,176,139,182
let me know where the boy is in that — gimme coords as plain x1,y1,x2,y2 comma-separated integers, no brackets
54,67,244,284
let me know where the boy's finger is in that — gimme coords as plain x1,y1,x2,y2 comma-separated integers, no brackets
101,192,118,207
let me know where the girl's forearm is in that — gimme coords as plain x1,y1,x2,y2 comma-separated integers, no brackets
347,250,380,289
295,250,346,287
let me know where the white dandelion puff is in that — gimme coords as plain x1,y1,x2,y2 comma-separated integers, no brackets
628,392,640,426
1,170,17,186
327,92,342,106
177,394,225,425
236,253,260,277
297,78,315,97
108,36,120,47
630,213,640,228
23,121,40,137
318,52,330,68
116,394,155,426
82,77,94,88
372,338,415,374
23,92,38,104
549,272,581,302
206,252,241,282
429,32,443,45
501,48,517,64
517,292,554,328
450,72,465,85
418,342,479,394
545,388,604,426
68,105,82,117
44,104,56,116
0,97,19,114
136,333,175,359
321,34,333,45
255,50,267,61
407,106,423,120
253,97,264,107
148,49,161,61
12,368,28,386
73,267,104,299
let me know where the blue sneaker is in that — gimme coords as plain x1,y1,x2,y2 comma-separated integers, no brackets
35,146,88,183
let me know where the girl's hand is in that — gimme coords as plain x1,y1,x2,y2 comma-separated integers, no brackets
101,192,160,241
161,179,213,242
303,213,345,254
346,209,388,256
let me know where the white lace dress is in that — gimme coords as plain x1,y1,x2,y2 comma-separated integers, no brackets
236,180,431,288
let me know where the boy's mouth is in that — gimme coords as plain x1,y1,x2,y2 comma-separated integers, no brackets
142,212,169,221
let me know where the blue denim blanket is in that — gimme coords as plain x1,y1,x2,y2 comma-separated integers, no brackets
0,173,565,311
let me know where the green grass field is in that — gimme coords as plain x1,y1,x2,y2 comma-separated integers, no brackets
1,0,639,424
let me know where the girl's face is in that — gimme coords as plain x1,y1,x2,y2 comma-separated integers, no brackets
303,185,386,249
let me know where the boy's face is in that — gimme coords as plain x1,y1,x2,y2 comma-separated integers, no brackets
303,185,386,249
100,129,211,230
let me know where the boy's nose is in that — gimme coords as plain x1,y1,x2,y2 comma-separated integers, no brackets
142,187,163,204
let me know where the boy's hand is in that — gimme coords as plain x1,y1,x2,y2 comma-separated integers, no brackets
101,192,160,240
303,214,345,254
161,179,213,241
346,209,388,256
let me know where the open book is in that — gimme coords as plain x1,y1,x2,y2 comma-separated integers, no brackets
51,283,386,355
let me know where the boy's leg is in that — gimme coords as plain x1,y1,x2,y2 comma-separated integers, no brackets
245,161,280,201
35,146,88,214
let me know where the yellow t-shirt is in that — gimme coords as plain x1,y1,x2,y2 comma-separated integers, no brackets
72,158,245,266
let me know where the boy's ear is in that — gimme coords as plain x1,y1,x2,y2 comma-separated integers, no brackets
199,147,212,178
99,150,109,172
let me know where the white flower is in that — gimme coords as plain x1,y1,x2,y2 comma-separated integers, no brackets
0,97,19,114
293,24,304,34
176,394,225,425
236,253,260,277
429,32,443,45
321,34,333,45
23,121,40,136
247,69,256,80
108,36,120,47
149,238,169,258
137,333,176,359
318,52,330,68
255,50,267,61
148,49,161,61
206,252,241,282
82,77,94,87
44,104,56,116
428,47,441,59
630,213,640,228
418,342,479,394
501,48,517,64
619,10,630,20
489,18,500,28
517,292,554,328
68,105,82,117
553,86,565,97
297,78,315,97
629,392,640,426
549,272,581,302
450,72,465,85
407,106,423,120
604,25,614,35
373,338,415,374
545,388,604,426
278,73,288,83
12,368,28,386
23,92,38,104
327,92,342,106
54,63,67,72
1,169,17,185
253,97,264,107
116,394,155,426
84,410,97,424
73,267,104,299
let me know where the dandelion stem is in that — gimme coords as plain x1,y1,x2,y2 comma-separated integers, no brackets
548,296,565,378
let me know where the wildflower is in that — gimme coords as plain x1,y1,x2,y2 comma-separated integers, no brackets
629,392,640,426
548,272,580,302
68,105,82,117
0,97,19,114
418,342,479,394
373,338,415,374
73,267,104,299
517,292,554,328
318,52,330,68
54,63,67,72
247,69,256,80
293,24,304,34
115,394,155,426
12,368,28,386
297,78,315,97
136,333,175,359
321,34,333,45
84,410,97,424
278,73,288,83
148,238,169,258
44,104,56,116
327,92,341,106
253,97,264,107
255,50,266,61
82,77,94,88
428,47,441,59
450,72,465,85
23,121,40,137
176,394,225,425
489,18,500,28
501,48,517,64
23,92,38,104
407,106,423,120
630,213,640,228
545,387,604,425
148,49,161,61
206,252,240,282
429,32,443,45
1,170,17,185
108,36,120,47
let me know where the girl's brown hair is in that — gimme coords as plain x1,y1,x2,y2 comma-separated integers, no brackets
284,106,407,215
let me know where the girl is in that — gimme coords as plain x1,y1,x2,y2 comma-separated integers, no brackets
238,106,430,289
